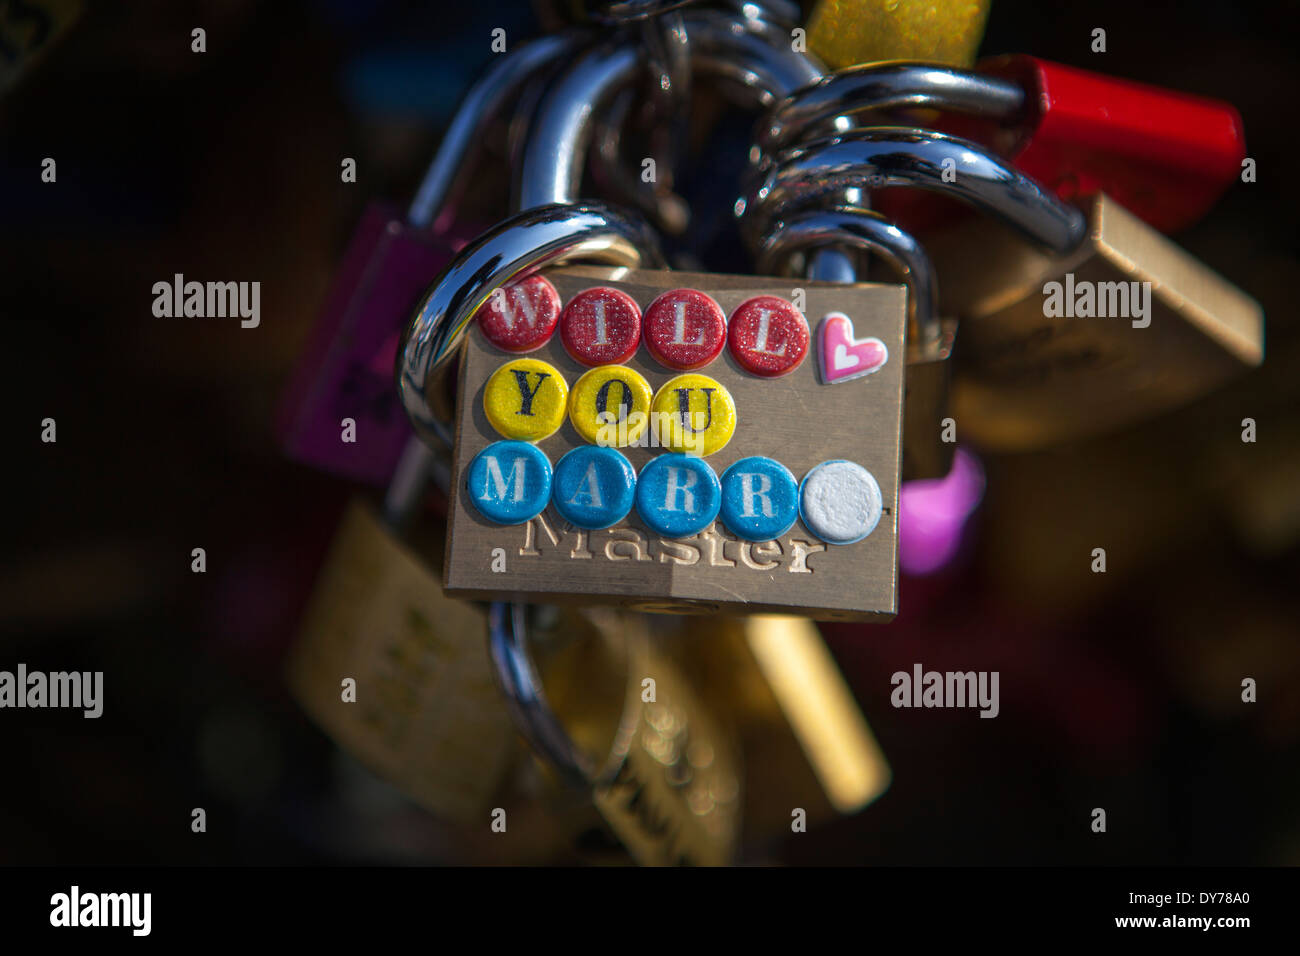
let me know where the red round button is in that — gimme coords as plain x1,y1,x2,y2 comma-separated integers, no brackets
642,288,726,370
559,287,642,367
727,295,809,377
475,275,561,353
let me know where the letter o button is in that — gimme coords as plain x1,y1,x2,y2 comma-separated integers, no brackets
635,453,720,538
719,456,799,541
567,365,653,447
467,441,552,525
483,358,568,441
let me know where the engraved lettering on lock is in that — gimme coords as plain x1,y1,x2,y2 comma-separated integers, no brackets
697,523,737,568
739,540,781,571
658,539,701,565
605,528,653,561
510,369,551,416
519,511,562,556
787,539,825,573
478,455,527,502
673,388,715,433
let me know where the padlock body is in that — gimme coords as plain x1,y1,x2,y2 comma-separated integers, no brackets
967,56,1245,234
924,194,1263,449
286,501,516,823
444,266,907,622
276,203,472,484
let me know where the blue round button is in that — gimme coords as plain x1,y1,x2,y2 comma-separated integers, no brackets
635,453,721,539
551,446,637,530
466,440,552,525
719,456,800,542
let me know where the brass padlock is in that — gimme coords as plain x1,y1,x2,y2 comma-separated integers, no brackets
436,261,906,621
492,603,743,866
920,192,1265,448
286,495,517,825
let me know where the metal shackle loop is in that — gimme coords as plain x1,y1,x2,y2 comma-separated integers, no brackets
742,128,1088,255
396,202,666,448
407,30,586,229
520,9,822,211
757,61,1025,155
757,207,941,347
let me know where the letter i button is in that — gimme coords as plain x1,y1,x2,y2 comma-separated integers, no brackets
467,441,552,525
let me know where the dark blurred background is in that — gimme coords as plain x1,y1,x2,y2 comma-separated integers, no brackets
2,0,1297,865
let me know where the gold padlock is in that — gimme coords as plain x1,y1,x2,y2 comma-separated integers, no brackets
922,192,1265,449
805,0,992,71
443,264,907,621
504,604,744,866
286,499,517,825
666,613,890,845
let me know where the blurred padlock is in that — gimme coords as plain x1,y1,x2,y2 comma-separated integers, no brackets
805,0,991,71
922,191,1265,449
494,603,744,865
762,59,1247,233
276,32,579,485
285,451,517,825
666,613,890,846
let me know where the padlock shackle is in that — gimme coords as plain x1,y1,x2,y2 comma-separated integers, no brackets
757,207,940,347
743,128,1088,255
407,30,587,229
520,10,822,210
758,61,1025,154
487,602,601,790
396,202,666,449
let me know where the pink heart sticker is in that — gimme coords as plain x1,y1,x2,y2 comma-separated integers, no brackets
817,312,889,384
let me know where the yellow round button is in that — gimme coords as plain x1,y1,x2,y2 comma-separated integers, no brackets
650,373,736,456
483,358,568,442
568,365,653,447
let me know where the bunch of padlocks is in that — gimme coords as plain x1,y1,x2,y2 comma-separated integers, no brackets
278,0,1263,864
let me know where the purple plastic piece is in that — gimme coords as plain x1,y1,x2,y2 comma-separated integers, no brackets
898,446,985,576
276,202,471,485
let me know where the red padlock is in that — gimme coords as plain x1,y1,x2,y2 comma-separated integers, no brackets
963,55,1246,233
764,58,1247,234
